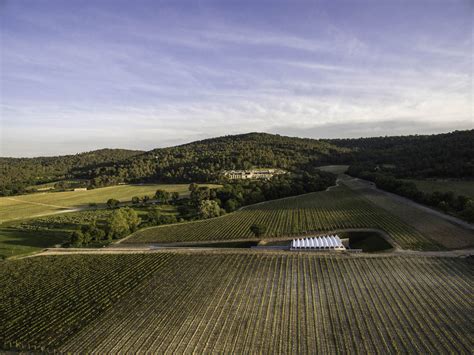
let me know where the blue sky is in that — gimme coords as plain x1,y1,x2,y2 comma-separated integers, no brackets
1,0,472,156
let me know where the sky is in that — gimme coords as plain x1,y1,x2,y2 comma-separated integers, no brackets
1,0,472,157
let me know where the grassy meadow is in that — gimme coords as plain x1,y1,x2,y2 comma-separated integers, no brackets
0,183,219,222
0,183,218,258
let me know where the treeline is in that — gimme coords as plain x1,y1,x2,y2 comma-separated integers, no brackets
143,170,336,228
72,170,336,247
80,133,346,186
70,207,141,247
2,130,473,196
330,130,474,179
0,149,143,196
348,164,474,222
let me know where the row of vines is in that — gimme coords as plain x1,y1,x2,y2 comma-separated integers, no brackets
0,254,173,352
128,185,441,250
59,253,474,354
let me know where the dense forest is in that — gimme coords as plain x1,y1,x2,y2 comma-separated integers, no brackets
0,149,143,195
1,130,473,196
328,130,474,178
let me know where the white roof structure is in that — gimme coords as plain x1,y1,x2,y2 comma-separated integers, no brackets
290,235,345,251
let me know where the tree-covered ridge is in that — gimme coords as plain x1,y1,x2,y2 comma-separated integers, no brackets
328,130,474,178
79,133,348,186
1,130,473,196
0,149,144,195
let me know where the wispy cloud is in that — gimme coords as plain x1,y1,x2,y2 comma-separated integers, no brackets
1,0,472,157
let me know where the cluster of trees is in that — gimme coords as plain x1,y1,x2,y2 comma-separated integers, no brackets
2,131,472,196
70,207,141,247
0,149,142,196
331,130,474,179
348,165,474,222
76,133,344,185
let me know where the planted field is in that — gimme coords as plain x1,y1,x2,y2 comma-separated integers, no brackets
343,178,474,249
1,252,472,353
0,183,219,222
128,185,441,250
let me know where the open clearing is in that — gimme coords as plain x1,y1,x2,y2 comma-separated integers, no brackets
128,184,444,250
403,179,474,199
342,177,474,249
1,252,472,353
0,183,219,222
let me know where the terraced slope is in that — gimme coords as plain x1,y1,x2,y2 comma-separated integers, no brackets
127,185,441,250
1,253,472,353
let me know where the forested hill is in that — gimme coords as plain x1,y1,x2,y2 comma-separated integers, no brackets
78,133,349,186
328,130,474,178
0,149,143,195
1,130,473,196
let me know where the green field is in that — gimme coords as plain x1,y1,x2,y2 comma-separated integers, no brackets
1,252,472,353
0,183,219,222
128,185,442,250
0,204,180,259
404,179,474,199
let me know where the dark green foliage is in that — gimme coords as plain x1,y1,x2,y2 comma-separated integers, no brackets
154,189,170,204
250,223,267,237
332,130,474,179
106,208,141,239
198,200,223,219
146,207,178,226
348,165,474,222
0,149,143,196
1,131,472,197
106,198,120,209
69,230,84,247
171,191,180,203
77,133,343,185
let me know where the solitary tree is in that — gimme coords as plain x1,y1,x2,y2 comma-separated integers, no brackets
250,224,267,237
106,198,120,209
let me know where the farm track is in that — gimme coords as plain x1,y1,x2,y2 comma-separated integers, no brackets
2,252,470,353
32,246,474,258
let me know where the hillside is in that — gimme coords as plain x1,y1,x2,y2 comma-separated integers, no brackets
1,130,473,196
0,149,144,196
64,130,474,185
328,130,474,178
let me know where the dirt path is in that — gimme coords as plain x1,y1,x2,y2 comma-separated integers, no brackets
4,197,71,209
25,245,474,259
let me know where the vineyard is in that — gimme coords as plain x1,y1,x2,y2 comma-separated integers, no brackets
1,252,472,353
128,185,442,250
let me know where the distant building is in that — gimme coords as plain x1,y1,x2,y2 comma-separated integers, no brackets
73,188,88,192
222,168,285,180
290,235,346,251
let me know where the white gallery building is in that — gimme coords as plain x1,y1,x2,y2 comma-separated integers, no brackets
290,235,346,251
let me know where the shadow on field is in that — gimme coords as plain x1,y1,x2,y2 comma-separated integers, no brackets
0,227,67,249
